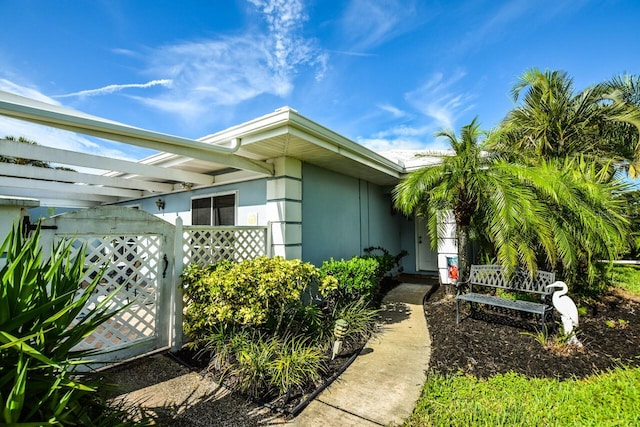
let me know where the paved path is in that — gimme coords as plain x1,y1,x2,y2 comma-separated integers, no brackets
290,283,433,426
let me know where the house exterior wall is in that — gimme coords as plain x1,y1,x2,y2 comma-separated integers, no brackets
301,162,403,266
124,179,268,227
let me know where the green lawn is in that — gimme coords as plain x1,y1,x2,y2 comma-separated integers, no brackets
406,266,640,427
610,263,640,294
405,367,640,427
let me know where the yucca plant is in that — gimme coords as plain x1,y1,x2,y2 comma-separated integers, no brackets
0,224,147,425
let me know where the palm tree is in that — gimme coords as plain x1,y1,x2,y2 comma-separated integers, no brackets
393,118,630,288
604,73,640,177
499,68,640,177
393,118,487,281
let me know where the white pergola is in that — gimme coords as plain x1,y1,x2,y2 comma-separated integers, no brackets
0,90,276,207
0,90,406,209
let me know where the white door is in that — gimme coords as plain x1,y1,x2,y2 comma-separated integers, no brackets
416,217,438,271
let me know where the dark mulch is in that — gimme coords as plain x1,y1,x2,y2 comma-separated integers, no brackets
425,286,640,380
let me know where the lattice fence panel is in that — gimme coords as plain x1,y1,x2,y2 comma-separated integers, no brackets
64,234,161,352
182,226,268,267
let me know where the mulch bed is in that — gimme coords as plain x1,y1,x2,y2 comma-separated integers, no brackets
425,286,640,380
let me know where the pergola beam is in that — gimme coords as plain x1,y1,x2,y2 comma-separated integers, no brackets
0,90,274,176
0,186,116,206
0,163,174,193
1,139,214,185
0,176,143,198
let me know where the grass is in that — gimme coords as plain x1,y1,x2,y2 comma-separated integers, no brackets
405,367,640,427
609,264,640,294
406,267,640,426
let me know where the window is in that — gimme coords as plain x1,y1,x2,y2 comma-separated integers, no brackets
191,194,236,225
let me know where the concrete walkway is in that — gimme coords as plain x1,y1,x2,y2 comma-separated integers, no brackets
290,282,433,426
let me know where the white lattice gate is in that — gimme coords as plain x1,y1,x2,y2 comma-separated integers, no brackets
40,207,179,367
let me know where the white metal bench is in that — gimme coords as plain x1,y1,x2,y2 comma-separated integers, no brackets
455,264,556,329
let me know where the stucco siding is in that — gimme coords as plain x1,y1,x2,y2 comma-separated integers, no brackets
117,178,268,226
301,163,402,266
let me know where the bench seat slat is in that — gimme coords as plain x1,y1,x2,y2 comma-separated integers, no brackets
457,292,550,315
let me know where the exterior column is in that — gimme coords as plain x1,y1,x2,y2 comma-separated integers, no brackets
266,157,302,259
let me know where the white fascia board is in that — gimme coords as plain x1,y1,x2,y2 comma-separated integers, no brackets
210,107,405,176
2,163,174,193
197,107,406,178
1,139,214,185
198,108,292,144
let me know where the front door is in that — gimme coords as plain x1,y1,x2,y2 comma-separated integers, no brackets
416,216,438,271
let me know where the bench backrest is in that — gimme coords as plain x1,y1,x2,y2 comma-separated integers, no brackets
468,265,556,295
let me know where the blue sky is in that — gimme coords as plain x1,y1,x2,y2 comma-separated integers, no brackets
1,0,639,162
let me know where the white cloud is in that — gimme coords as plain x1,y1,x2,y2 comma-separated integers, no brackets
0,79,61,104
405,70,476,130
248,0,326,78
356,123,445,152
339,0,419,50
56,79,172,98
377,103,408,119
355,70,476,153
357,131,451,153
456,0,589,53
111,48,137,57
129,0,327,120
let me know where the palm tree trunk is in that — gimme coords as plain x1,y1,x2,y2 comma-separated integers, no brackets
456,224,470,283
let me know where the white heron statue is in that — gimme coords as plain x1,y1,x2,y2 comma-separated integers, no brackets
546,281,581,345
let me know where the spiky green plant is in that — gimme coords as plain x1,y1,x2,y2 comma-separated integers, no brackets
268,335,324,397
0,224,148,426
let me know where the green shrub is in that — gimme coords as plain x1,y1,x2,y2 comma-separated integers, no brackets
0,225,150,426
184,255,380,402
182,256,319,340
363,246,408,278
318,256,380,305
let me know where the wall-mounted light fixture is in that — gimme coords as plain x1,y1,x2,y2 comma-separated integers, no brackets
181,182,193,191
155,198,165,211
